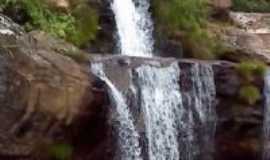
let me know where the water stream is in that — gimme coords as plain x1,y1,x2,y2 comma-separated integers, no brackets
111,0,153,57
90,0,217,159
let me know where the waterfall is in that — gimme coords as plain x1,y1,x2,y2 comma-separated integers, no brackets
133,63,216,160
111,0,154,57
92,1,216,159
263,70,270,160
91,63,143,160
134,62,182,160
179,64,216,160
90,59,217,160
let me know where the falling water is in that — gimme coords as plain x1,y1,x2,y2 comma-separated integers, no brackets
90,59,217,160
180,64,216,160
132,62,216,160
93,1,216,158
263,70,270,160
111,0,154,57
134,62,182,160
91,63,142,160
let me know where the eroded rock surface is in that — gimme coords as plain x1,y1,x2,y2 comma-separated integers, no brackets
221,12,270,64
0,14,96,159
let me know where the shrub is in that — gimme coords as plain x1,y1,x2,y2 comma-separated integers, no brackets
152,0,208,33
232,0,270,12
68,4,99,46
0,0,99,47
239,85,260,105
152,0,219,59
182,28,218,59
236,60,267,81
49,143,73,160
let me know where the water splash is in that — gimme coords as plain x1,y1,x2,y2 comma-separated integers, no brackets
91,63,142,160
111,0,153,57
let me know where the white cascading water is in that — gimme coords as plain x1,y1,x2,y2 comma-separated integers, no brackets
91,63,143,160
134,62,182,160
263,70,270,160
90,0,217,159
186,64,216,160
90,61,216,160
133,63,216,160
111,0,153,57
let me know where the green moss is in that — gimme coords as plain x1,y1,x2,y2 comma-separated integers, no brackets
183,29,218,59
68,4,99,46
236,60,267,81
236,60,265,105
239,85,260,105
49,143,73,160
152,0,208,33
232,0,270,12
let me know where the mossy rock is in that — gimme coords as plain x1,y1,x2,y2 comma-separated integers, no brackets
239,85,261,105
236,60,267,82
49,143,73,160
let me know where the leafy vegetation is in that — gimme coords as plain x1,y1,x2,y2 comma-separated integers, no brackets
232,0,270,12
152,0,208,34
152,0,220,59
235,60,265,106
49,143,73,160
0,0,99,46
236,60,267,81
239,85,260,105
68,3,99,46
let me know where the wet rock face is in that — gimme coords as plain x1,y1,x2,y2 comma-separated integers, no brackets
213,63,264,160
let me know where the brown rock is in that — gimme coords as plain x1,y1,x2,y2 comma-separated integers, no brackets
218,12,270,64
212,0,232,9
0,14,98,158
46,0,70,10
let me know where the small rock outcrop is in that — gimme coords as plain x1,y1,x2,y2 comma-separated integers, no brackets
221,12,270,64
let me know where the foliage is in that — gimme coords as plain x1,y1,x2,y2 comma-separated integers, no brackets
68,4,99,46
239,85,260,105
236,60,267,81
182,29,219,59
152,0,219,59
152,0,208,33
236,60,265,106
232,0,270,12
49,143,73,160
0,0,99,46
